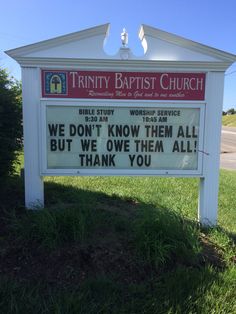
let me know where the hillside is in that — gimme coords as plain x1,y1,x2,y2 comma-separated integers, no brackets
222,114,236,127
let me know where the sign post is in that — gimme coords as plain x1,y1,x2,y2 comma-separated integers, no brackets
6,23,236,225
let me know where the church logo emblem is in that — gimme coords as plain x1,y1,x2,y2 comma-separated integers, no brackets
44,71,67,95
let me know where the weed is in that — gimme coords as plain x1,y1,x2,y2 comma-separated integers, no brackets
133,206,201,269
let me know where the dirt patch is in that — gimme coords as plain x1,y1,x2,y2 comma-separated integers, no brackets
0,199,229,289
199,233,226,269
0,238,154,289
0,232,227,290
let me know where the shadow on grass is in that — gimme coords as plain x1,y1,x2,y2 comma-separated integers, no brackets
0,175,24,210
0,176,235,313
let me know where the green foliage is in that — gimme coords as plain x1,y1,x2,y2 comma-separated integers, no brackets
1,267,236,314
1,171,236,313
133,207,201,269
0,68,22,178
226,107,235,115
10,206,94,249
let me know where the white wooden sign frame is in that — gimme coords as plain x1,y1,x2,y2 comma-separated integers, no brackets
5,23,236,225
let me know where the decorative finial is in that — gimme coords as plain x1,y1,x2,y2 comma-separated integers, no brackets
121,28,128,47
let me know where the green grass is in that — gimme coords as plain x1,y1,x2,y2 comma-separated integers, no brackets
222,114,236,127
0,158,236,313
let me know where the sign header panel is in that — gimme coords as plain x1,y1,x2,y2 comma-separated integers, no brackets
42,70,205,100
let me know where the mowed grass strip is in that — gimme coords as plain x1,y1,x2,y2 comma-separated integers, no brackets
222,114,236,127
0,168,236,313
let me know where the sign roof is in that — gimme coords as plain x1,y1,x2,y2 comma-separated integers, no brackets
5,23,236,68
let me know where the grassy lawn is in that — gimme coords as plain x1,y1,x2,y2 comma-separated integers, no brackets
0,157,236,313
222,114,236,127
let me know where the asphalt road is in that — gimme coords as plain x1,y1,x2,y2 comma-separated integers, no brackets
220,126,236,170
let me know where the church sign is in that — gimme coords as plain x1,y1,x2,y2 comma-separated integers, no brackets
6,24,236,225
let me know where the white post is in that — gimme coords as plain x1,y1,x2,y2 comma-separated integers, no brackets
22,67,44,208
198,72,225,226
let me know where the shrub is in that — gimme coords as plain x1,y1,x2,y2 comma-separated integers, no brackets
0,68,22,178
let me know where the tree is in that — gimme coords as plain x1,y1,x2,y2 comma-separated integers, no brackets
0,68,23,178
226,108,235,115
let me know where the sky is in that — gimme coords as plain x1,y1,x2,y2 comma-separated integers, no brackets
1,0,236,110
